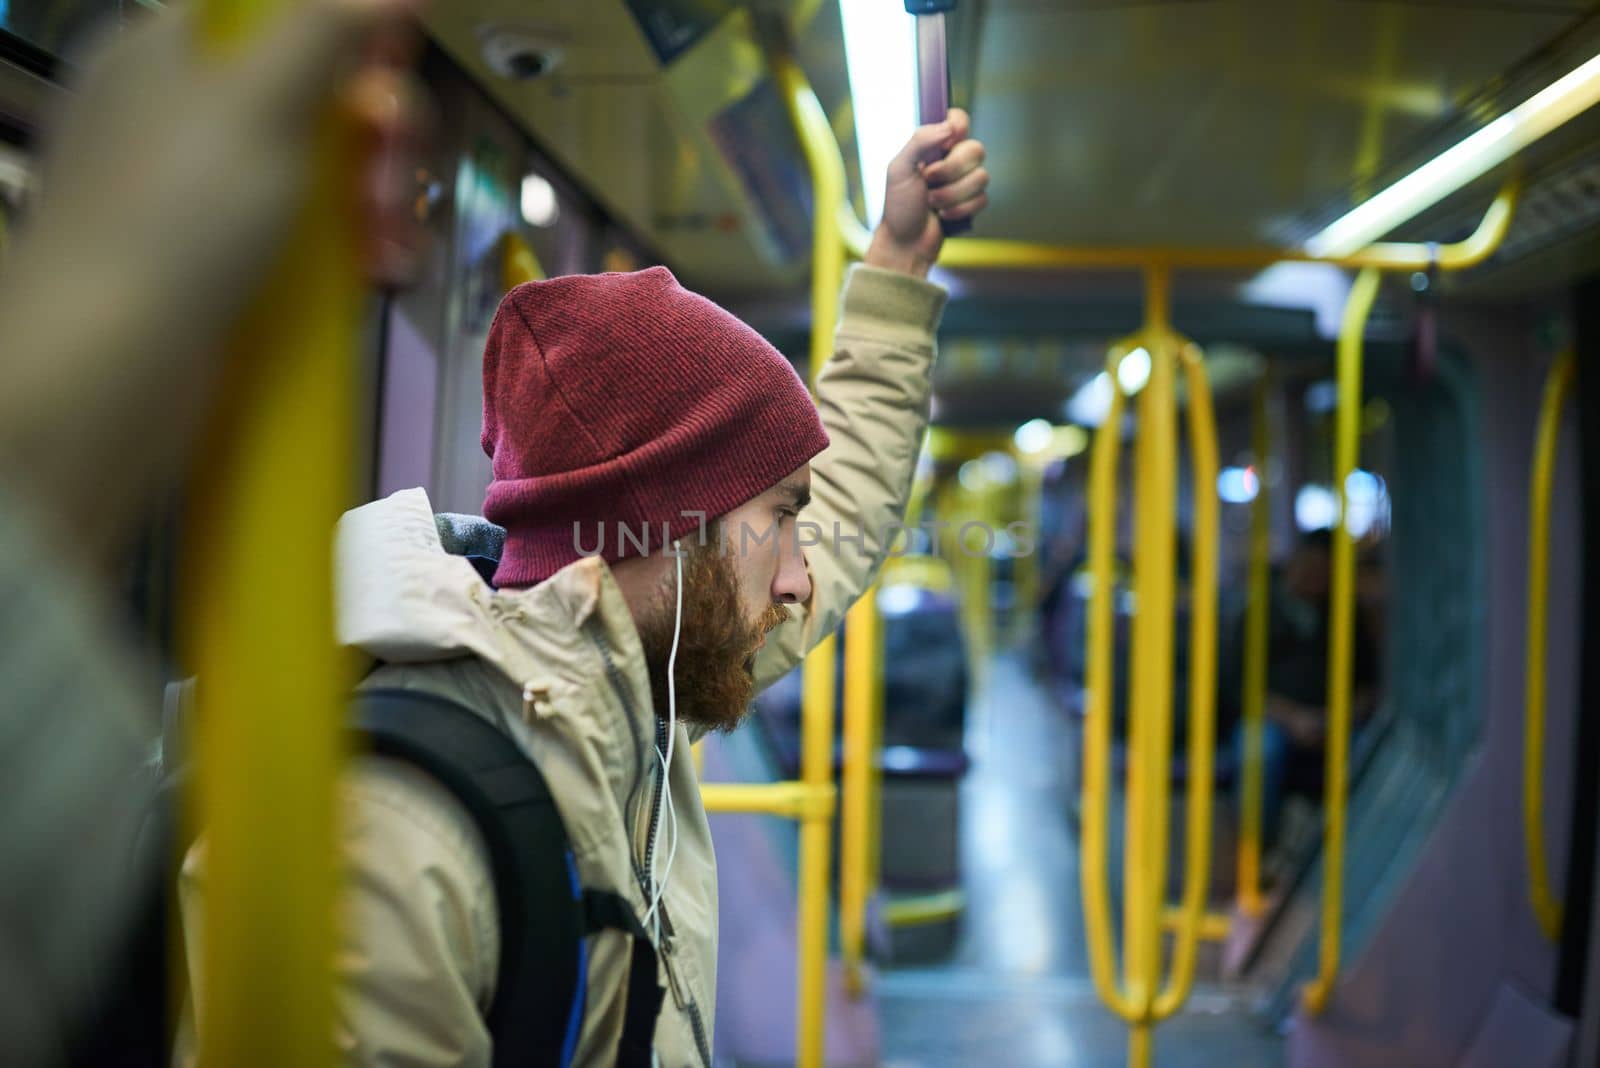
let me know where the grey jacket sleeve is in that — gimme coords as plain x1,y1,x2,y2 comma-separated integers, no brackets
0,483,159,1066
752,263,947,693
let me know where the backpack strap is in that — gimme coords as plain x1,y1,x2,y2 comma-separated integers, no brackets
583,890,666,1068
353,688,589,1068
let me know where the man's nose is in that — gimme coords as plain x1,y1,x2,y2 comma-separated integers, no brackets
772,538,812,605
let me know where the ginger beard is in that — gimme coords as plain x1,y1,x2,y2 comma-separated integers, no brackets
638,530,792,733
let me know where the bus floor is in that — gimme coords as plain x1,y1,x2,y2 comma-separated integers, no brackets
875,651,1285,1068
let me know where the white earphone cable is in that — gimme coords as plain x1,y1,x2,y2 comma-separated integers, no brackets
644,540,684,943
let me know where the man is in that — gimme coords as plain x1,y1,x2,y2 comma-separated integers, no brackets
177,112,987,1063
1239,528,1380,849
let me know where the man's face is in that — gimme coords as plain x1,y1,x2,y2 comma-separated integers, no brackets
716,465,813,631
635,466,813,731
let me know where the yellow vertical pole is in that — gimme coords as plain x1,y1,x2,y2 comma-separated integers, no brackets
770,42,845,1068
841,592,878,995
1125,265,1178,1067
1237,374,1272,917
1302,266,1381,1015
1525,349,1575,941
1016,458,1044,631
182,3,358,1067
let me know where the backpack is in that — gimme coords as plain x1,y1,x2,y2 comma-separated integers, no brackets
68,686,664,1068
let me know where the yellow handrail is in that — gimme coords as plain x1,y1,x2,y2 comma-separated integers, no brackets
1237,374,1272,918
1080,277,1221,1063
1081,341,1140,1022
1301,265,1382,1015
1124,281,1181,1068
1153,341,1221,1021
1525,348,1576,941
840,591,879,996
841,177,1520,273
701,781,836,819
768,37,847,1068
182,3,359,1066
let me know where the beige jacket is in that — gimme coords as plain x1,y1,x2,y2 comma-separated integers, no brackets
176,264,946,1067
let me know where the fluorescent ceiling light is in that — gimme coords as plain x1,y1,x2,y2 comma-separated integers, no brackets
520,173,559,228
1217,466,1260,504
1014,418,1055,454
1240,262,1353,339
840,0,917,227
981,451,1019,486
1117,347,1152,394
1065,371,1115,427
1304,51,1600,257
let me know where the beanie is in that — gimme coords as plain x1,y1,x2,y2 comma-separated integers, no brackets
481,266,831,588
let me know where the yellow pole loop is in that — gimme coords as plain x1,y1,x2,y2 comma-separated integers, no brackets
1301,266,1382,1016
1081,344,1142,1022
184,4,359,1066
1153,342,1221,1022
768,37,847,1068
1125,286,1179,1040
1525,349,1576,941
1237,373,1272,918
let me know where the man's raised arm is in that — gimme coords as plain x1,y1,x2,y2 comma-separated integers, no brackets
754,108,988,689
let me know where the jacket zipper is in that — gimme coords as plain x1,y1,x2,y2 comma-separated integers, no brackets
584,621,712,1068
641,717,668,892
685,997,713,1068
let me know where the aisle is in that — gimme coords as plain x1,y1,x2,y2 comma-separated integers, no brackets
875,652,1283,1068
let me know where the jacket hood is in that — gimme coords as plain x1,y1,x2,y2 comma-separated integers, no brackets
334,488,646,703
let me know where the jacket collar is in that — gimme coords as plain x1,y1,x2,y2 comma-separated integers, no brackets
335,488,656,749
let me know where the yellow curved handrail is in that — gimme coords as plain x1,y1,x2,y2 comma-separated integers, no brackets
1237,374,1272,919
1122,277,1181,1068
1080,292,1222,1064
841,177,1519,272
1081,341,1140,1022
1301,265,1382,1016
183,3,358,1066
1525,348,1576,941
1152,341,1221,1021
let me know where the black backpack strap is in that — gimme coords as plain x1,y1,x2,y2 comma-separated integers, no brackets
583,890,665,1068
352,688,586,1068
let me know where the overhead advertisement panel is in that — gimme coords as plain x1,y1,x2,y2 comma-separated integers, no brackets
624,0,730,66
706,79,811,265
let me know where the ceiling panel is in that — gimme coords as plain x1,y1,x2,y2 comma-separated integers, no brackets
968,0,1586,246
421,1,1597,301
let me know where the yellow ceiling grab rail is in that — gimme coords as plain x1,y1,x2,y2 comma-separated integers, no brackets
840,178,1519,273
1525,348,1576,942
1080,266,1222,1068
181,2,361,1067
1300,266,1382,1016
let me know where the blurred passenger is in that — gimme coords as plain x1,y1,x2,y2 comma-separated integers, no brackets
0,2,423,1064
174,115,990,1062
1245,528,1380,849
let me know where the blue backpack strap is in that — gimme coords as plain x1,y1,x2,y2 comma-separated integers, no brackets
352,688,588,1068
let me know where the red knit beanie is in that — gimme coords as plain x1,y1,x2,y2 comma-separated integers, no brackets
481,266,830,588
